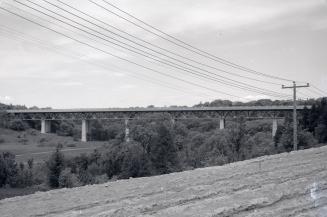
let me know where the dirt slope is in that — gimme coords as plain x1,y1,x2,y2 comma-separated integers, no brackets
1,146,327,217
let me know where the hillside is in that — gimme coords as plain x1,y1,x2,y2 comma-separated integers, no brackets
0,128,105,162
0,146,326,217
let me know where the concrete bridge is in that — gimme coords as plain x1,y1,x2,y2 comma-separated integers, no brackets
6,106,309,142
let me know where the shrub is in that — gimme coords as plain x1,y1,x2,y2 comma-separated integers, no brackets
18,134,28,145
58,168,79,188
38,137,48,144
298,130,317,149
120,142,152,179
66,143,76,147
46,148,65,188
0,152,18,187
9,120,28,131
14,166,34,188
93,174,108,184
56,122,74,136
27,159,34,170
0,137,5,144
29,130,37,136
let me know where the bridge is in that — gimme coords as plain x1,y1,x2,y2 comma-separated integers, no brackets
6,106,309,142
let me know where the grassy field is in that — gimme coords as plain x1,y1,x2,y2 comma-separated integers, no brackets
0,186,48,200
0,128,106,162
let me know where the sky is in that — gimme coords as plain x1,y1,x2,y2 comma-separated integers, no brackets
0,0,326,108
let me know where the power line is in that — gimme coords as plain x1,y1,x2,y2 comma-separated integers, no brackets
0,3,223,99
306,88,325,97
52,0,282,87
15,0,290,98
311,84,327,96
94,0,301,83
0,6,247,100
0,24,215,99
297,90,314,99
22,0,286,97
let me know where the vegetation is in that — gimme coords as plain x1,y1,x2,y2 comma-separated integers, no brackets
0,98,326,199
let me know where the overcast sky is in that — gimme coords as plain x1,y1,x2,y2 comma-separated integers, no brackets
0,0,326,108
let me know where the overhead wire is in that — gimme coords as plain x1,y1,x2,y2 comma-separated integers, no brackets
311,84,327,96
0,6,247,100
306,88,325,97
51,0,282,87
15,0,290,98
95,0,304,83
0,22,215,99
297,90,314,99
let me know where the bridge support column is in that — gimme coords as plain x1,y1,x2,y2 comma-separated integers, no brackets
272,119,278,138
171,118,175,126
81,119,89,142
41,119,51,134
219,118,225,130
125,119,130,143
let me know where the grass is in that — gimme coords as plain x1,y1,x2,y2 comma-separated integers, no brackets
0,128,106,162
0,186,48,200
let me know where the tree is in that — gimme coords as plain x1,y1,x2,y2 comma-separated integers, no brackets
58,168,79,188
9,120,28,131
228,117,248,160
0,152,18,187
46,147,65,188
56,121,74,136
120,142,152,179
149,122,179,174
199,130,232,166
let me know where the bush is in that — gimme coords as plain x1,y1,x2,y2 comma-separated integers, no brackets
120,142,152,179
93,174,108,184
38,137,48,144
58,168,79,188
0,152,18,187
243,132,275,159
9,120,28,131
18,134,28,145
0,137,5,144
30,130,37,136
298,130,317,149
46,148,65,188
13,166,34,188
66,143,76,147
56,122,74,136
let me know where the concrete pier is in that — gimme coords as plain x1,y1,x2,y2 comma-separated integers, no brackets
272,119,278,138
41,119,51,134
219,118,225,130
81,119,89,142
125,119,130,142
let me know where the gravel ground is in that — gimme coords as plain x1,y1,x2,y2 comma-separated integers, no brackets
1,146,327,217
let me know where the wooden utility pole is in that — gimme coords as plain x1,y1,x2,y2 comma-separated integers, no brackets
282,81,309,151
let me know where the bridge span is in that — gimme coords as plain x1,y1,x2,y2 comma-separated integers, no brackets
5,106,309,142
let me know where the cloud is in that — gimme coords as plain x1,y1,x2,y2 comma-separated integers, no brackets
57,82,84,86
112,72,126,77
119,84,136,89
311,19,327,30
148,0,324,34
0,95,13,102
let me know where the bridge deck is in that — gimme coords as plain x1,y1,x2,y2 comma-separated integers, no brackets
6,105,309,114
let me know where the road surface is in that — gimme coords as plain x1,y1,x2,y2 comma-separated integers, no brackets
1,146,327,217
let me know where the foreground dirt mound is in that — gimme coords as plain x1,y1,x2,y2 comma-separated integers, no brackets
1,146,327,217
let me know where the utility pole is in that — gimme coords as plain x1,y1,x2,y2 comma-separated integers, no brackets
282,81,309,151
